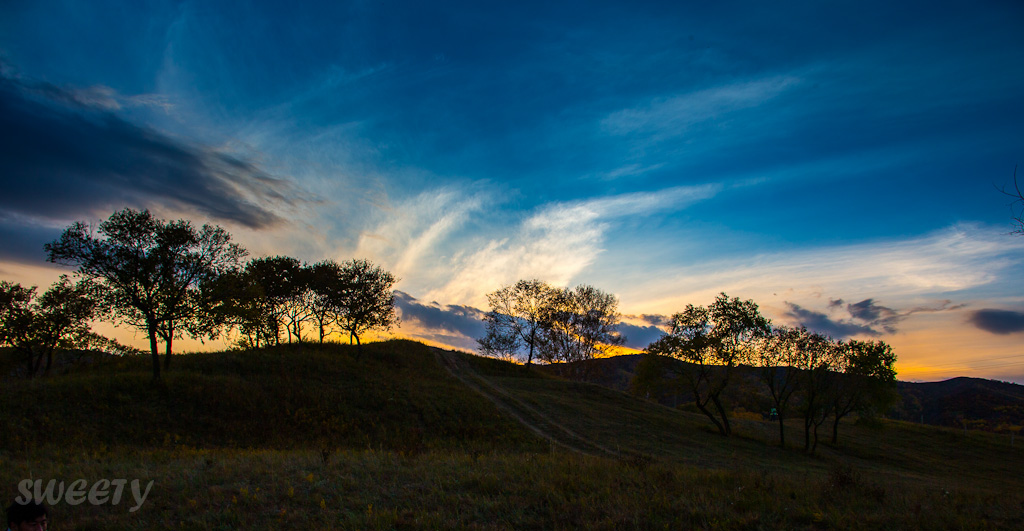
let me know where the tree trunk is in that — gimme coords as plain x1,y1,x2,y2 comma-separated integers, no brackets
711,394,732,436
777,415,786,448
43,347,54,377
694,398,727,436
163,333,173,370
26,347,38,379
831,414,845,445
148,327,161,380
803,416,812,452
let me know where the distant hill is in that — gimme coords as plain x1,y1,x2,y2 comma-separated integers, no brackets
541,354,1024,432
893,377,1024,430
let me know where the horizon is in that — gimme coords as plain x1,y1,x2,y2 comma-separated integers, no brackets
1,1,1023,383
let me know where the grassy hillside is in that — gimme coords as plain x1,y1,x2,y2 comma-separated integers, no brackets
1,342,1023,529
0,340,542,453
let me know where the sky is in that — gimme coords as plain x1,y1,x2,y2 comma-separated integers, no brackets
1,0,1023,383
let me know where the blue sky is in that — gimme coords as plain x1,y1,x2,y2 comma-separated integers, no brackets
2,1,1023,381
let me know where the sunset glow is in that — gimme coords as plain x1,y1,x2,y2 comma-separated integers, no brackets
1,1,1022,382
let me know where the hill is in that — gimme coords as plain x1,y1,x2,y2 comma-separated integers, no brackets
0,340,541,453
894,377,1024,430
548,354,1024,433
1,341,1022,529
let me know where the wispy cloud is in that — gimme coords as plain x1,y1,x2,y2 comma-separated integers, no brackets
601,76,799,138
631,223,1024,315
420,184,721,306
784,298,963,339
352,185,490,286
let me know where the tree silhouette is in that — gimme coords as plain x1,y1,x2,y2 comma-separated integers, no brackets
797,330,839,454
45,209,246,380
329,259,398,355
756,325,806,448
539,284,624,369
646,293,769,436
306,260,344,344
478,279,560,365
241,255,304,345
828,339,898,444
0,276,99,377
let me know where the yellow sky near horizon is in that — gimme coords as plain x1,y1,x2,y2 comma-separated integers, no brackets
5,261,1023,384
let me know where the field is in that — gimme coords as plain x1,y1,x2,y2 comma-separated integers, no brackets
2,341,1022,529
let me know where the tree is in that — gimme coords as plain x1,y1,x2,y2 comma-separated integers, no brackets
797,331,839,454
306,260,343,344
241,255,304,345
0,276,98,377
329,259,398,355
828,339,898,444
205,267,273,348
646,293,770,436
477,279,560,364
756,325,806,448
539,284,624,374
45,209,246,379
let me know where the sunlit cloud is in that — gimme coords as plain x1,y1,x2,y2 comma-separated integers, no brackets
421,184,721,307
630,223,1023,315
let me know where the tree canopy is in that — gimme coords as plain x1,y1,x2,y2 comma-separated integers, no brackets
45,208,246,380
644,293,770,436
0,276,99,377
478,280,623,370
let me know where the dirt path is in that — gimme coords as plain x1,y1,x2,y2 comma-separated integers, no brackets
433,348,621,458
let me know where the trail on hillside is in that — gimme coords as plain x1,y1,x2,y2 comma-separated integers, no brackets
433,348,622,458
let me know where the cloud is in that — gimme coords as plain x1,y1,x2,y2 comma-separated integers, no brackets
783,302,881,339
968,309,1024,335
631,223,1024,316
615,322,665,350
394,291,487,352
393,291,663,353
783,297,965,339
0,217,62,263
0,69,300,231
846,299,903,334
420,184,720,306
601,76,799,138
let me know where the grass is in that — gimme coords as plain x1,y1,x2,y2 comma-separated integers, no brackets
2,342,1023,529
